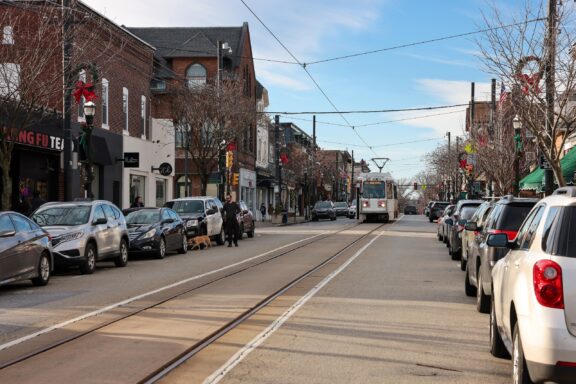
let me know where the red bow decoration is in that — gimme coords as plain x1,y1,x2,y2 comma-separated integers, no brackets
516,73,541,95
459,159,467,169
280,153,289,164
226,141,237,151
73,80,97,103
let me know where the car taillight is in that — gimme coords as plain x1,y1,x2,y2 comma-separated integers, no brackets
363,201,370,208
533,260,563,309
378,200,386,208
491,229,518,241
557,361,576,367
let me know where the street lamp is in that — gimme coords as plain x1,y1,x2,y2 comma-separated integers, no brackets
513,115,522,196
82,101,96,199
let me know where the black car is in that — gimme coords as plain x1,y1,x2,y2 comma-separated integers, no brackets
125,207,188,259
404,205,417,215
0,211,53,287
312,201,336,221
464,196,538,313
429,201,449,222
333,202,348,216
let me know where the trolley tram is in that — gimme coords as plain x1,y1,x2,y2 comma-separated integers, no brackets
356,172,398,223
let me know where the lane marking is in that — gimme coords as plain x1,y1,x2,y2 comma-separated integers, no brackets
203,227,388,383
0,232,329,352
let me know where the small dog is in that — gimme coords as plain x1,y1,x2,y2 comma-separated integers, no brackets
188,235,212,250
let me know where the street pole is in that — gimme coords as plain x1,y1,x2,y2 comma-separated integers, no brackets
184,126,189,196
312,115,316,206
63,0,73,201
447,131,451,201
275,115,281,209
351,149,354,203
544,0,557,196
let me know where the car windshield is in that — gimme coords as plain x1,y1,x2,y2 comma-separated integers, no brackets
497,204,535,230
433,203,448,210
459,206,480,220
126,210,160,224
32,206,91,226
362,182,385,199
315,202,332,209
166,200,204,214
334,202,347,208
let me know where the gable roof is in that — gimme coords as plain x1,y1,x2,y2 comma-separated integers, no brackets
128,24,249,79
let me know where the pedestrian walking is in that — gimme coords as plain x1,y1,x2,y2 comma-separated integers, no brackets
260,203,266,221
131,196,144,208
30,191,46,211
222,194,240,247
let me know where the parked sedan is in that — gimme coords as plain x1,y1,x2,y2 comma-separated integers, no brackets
311,201,336,221
436,204,455,242
237,201,255,239
0,211,53,287
333,202,349,216
125,207,187,259
489,187,576,384
461,200,493,271
404,205,418,215
429,201,450,222
445,200,483,260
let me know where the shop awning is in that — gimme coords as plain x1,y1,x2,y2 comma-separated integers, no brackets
520,147,576,191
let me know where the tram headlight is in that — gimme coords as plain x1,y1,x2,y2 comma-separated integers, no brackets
378,200,386,208
362,201,370,208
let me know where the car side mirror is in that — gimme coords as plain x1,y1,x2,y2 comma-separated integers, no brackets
0,229,16,237
444,218,453,226
487,233,509,248
93,217,107,225
162,218,174,224
206,208,216,215
243,209,249,214
458,219,467,226
465,222,478,231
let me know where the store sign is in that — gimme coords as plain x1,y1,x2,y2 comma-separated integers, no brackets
539,154,552,170
11,129,64,151
158,162,172,176
124,152,140,168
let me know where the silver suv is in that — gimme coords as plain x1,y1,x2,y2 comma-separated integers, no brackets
164,196,225,245
31,200,129,274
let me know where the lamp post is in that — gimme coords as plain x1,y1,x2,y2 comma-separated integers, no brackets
303,170,308,220
82,100,96,199
513,114,522,196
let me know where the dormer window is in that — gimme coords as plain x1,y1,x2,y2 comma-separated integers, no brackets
186,64,206,87
2,26,14,45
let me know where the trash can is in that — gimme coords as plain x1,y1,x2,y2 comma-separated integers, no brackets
282,209,288,224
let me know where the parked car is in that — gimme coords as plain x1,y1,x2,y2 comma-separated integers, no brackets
333,201,348,216
461,201,494,271
424,201,434,217
488,187,576,384
0,211,53,287
445,200,483,260
125,207,188,258
164,196,225,246
311,201,336,221
237,200,255,239
464,196,538,313
348,202,357,219
429,201,450,222
31,200,129,274
404,205,418,215
436,204,455,242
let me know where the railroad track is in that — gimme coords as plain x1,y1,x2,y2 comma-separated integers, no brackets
0,222,388,383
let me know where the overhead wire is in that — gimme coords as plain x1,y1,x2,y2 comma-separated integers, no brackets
266,103,468,115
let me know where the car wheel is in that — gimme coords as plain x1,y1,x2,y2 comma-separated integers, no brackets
247,223,255,238
115,239,128,267
460,256,466,271
177,232,188,254
156,237,166,259
31,252,51,286
80,242,96,275
450,246,460,261
490,297,510,359
476,266,490,313
513,323,533,384
215,227,225,245
465,262,477,297
437,233,443,241
238,223,244,241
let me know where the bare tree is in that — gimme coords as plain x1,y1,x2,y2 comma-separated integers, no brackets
0,1,128,210
477,1,576,188
170,78,257,195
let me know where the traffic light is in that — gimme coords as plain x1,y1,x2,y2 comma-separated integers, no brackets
233,173,239,186
413,182,418,190
225,151,233,168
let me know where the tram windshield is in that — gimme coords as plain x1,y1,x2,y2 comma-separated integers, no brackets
361,181,386,199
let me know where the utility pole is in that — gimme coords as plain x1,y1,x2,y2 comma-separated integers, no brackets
63,0,74,201
447,131,451,201
312,115,316,205
275,115,281,209
469,82,476,198
351,149,354,202
544,0,557,196
489,78,496,197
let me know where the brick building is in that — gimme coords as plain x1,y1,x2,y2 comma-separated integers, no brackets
129,23,257,210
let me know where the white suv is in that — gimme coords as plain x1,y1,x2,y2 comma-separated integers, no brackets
488,187,576,383
164,197,225,245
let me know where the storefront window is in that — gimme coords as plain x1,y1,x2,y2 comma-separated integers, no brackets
176,176,191,198
130,174,146,206
156,179,166,207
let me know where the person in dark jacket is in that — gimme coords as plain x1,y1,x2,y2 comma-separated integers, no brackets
30,191,46,211
222,194,240,247
131,196,144,208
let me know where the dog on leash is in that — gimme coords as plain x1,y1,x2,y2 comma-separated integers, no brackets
188,235,212,250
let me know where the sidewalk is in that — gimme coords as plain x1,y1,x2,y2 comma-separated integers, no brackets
257,216,308,227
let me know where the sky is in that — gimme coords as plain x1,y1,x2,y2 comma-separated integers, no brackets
82,0,544,180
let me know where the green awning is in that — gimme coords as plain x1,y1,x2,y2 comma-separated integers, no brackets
520,147,576,191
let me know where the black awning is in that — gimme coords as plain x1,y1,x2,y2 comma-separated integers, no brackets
91,135,113,165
